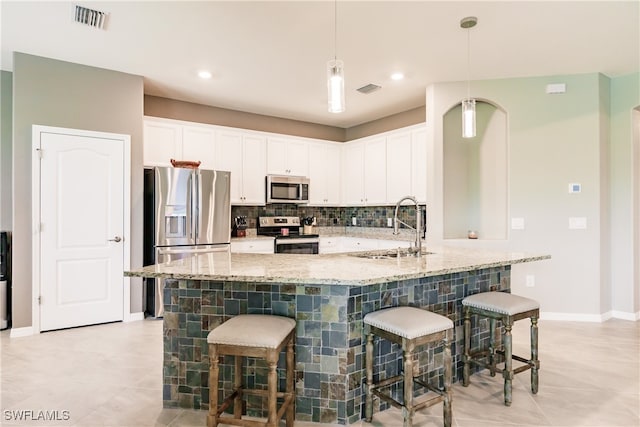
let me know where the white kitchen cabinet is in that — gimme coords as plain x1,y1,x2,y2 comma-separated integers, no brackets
308,142,341,205
386,131,412,202
231,238,274,254
143,119,216,169
267,137,309,177
318,237,340,254
182,125,216,170
215,130,267,205
411,127,428,203
341,137,386,205
143,120,182,166
385,125,428,204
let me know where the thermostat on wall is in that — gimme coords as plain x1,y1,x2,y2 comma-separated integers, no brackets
568,183,581,193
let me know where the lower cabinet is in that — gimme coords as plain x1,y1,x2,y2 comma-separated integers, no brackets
230,238,274,254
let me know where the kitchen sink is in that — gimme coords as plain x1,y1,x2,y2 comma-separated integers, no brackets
350,249,433,260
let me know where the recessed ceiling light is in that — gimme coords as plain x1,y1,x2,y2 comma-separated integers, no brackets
198,70,212,79
390,72,404,81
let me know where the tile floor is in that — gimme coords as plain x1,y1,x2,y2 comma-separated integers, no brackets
1,318,638,427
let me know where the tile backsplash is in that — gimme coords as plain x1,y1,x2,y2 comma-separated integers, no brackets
231,204,426,229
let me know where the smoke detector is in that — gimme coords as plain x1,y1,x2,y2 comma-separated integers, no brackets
357,83,382,94
72,4,109,30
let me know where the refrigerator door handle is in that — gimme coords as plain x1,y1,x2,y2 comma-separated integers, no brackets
187,172,196,242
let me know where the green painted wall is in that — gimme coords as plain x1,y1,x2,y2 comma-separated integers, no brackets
427,72,635,319
609,73,640,316
0,71,12,231
12,53,144,328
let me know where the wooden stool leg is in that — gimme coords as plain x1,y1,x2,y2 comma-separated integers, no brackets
234,355,243,419
286,336,295,427
502,322,514,406
365,326,374,422
462,307,471,387
208,344,219,427
531,316,539,394
489,318,497,377
266,354,278,427
443,331,453,427
402,340,415,427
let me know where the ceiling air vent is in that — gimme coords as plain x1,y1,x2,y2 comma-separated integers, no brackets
73,4,109,30
357,83,382,94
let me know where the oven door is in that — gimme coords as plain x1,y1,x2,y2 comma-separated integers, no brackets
275,238,319,254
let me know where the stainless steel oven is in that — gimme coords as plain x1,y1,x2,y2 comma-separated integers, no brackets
257,216,319,254
275,236,319,254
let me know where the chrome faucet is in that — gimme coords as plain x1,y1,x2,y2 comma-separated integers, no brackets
393,195,422,256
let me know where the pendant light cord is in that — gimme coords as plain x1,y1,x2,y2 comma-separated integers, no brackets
334,0,338,61
466,27,471,101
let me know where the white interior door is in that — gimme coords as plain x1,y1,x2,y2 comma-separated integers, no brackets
38,130,125,331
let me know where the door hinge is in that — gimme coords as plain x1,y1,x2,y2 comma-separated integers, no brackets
38,296,42,305
36,148,43,159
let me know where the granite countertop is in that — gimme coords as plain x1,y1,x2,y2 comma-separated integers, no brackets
125,246,550,286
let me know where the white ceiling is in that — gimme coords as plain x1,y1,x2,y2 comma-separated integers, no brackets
1,1,638,128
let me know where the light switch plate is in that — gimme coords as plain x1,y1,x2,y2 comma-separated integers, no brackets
569,217,587,229
511,218,525,230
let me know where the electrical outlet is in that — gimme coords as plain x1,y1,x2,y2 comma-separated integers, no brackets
526,275,535,288
387,218,393,227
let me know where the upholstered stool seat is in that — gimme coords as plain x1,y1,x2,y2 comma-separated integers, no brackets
462,292,540,406
207,315,296,427
364,307,453,427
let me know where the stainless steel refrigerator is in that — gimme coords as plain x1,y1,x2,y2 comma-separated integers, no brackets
144,167,231,317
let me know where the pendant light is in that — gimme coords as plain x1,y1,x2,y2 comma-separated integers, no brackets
328,0,345,113
460,16,477,138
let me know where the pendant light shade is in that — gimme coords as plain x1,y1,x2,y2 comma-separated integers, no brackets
328,59,345,113
460,16,477,138
462,98,476,138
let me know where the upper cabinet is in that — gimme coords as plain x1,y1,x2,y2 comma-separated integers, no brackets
143,119,215,169
215,130,266,205
144,117,426,208
341,136,387,205
308,141,341,205
267,137,309,177
143,120,182,167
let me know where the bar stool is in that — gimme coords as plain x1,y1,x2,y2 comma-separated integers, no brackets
207,314,296,427
364,306,453,427
462,292,540,406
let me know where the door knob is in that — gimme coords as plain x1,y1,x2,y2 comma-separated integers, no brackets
108,236,122,242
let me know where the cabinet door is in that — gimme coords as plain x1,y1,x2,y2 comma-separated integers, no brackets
286,139,309,176
143,121,182,166
386,131,412,203
216,131,244,203
182,125,216,170
267,137,309,176
363,137,387,204
266,137,288,175
241,135,267,205
411,128,428,203
324,143,341,205
308,143,327,205
341,141,365,205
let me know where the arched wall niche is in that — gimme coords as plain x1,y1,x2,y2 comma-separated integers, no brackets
442,99,508,240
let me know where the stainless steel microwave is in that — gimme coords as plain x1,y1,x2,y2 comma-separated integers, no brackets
266,175,309,204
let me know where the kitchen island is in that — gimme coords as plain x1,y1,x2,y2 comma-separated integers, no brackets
125,247,549,424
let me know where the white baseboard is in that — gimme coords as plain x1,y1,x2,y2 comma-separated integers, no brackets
125,312,144,322
541,311,639,322
611,310,640,321
10,326,34,338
